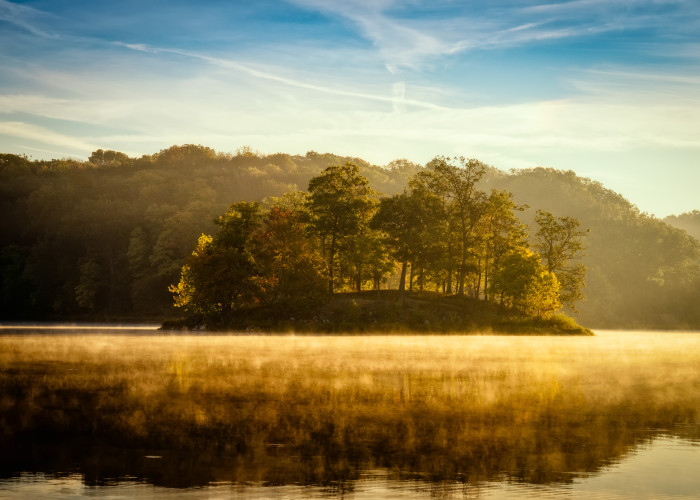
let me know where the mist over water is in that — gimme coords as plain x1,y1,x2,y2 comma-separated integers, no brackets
1,328,699,498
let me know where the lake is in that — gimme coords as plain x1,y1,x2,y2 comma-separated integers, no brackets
0,328,699,499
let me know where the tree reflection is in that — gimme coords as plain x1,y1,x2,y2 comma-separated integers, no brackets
1,333,699,489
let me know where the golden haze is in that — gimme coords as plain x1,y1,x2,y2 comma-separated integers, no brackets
1,331,699,484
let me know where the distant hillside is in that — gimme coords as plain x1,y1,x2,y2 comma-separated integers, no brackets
664,211,700,242
484,168,700,328
1,147,698,329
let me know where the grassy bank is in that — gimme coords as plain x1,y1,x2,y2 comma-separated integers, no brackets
1,332,698,486
167,290,593,335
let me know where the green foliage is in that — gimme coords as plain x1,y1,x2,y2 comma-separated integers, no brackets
1,145,698,329
256,205,329,312
412,156,488,295
0,145,406,319
0,153,31,176
339,226,392,292
172,156,569,327
170,201,329,325
170,202,266,319
75,258,103,310
494,167,700,327
88,149,131,168
307,163,377,293
371,188,444,297
665,210,700,241
534,210,588,312
476,190,529,300
153,144,218,168
490,248,562,318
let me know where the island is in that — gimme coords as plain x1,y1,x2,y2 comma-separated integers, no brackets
164,157,592,335
163,290,593,335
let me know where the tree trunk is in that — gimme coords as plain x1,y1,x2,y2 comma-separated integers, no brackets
398,260,408,304
483,255,489,302
446,242,453,294
458,239,466,295
328,234,336,294
476,257,482,299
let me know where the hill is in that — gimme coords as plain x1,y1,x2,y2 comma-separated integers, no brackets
488,168,700,328
664,211,700,242
1,146,698,329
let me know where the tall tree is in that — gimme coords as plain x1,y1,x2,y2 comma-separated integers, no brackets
340,227,391,292
371,193,419,301
476,190,528,301
414,156,487,295
307,163,376,293
534,210,588,311
371,188,443,301
170,202,265,320
255,205,328,313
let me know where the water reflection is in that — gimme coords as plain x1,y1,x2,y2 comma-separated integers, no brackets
1,429,699,499
1,330,699,497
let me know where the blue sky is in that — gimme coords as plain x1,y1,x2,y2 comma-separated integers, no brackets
1,0,699,217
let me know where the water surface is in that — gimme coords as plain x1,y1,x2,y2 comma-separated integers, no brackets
1,328,698,498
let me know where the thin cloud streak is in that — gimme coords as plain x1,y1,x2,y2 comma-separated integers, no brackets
0,0,698,218
0,121,98,153
288,0,699,70
0,94,138,125
116,42,447,111
3,64,699,162
0,0,59,39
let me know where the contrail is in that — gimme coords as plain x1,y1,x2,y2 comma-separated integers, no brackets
116,42,448,111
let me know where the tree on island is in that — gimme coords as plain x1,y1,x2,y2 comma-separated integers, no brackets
412,156,487,295
169,200,328,322
489,248,561,317
170,157,586,326
306,163,376,293
475,190,529,302
534,210,588,312
169,202,267,318
370,188,444,302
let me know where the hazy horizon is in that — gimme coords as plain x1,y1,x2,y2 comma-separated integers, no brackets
1,0,699,217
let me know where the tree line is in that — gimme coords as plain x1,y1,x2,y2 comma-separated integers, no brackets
1,145,698,328
171,157,587,324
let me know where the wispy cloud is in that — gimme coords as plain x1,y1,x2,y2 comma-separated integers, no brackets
17,144,86,158
523,0,617,14
568,67,700,105
0,121,98,152
0,93,138,124
287,0,700,70
0,0,697,217
115,42,447,111
0,0,58,38
286,0,463,71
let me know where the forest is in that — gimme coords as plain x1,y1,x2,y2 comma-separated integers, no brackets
1,144,699,328
169,159,583,331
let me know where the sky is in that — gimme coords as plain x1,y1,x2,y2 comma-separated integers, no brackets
1,0,699,217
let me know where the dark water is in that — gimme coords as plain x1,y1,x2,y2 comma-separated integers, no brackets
1,430,699,499
1,328,699,499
